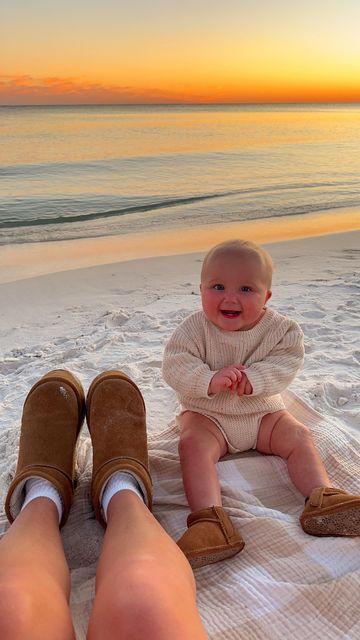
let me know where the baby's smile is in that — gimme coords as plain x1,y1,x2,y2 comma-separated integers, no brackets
220,310,241,318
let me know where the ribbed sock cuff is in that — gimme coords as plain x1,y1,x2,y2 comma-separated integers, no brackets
21,477,63,524
101,471,145,522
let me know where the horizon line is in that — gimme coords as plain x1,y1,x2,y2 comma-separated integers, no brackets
1,100,360,108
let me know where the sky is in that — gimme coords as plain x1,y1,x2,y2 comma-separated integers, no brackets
1,0,360,104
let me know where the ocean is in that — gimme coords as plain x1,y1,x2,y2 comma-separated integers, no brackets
0,103,359,246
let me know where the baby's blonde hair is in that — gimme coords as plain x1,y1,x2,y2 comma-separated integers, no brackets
201,239,273,289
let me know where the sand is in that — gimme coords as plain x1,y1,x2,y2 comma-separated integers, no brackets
0,229,359,440
0,229,359,638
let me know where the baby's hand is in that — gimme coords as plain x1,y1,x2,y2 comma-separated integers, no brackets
208,365,244,396
235,372,253,396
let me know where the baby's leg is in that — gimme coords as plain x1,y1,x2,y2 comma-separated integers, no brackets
257,410,360,536
177,411,244,567
256,410,330,497
178,411,228,511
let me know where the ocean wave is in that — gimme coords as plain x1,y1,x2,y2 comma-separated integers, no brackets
1,180,358,231
0,192,226,228
0,200,359,247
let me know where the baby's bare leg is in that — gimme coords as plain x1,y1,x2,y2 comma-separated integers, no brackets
177,412,244,568
178,411,228,511
256,410,330,497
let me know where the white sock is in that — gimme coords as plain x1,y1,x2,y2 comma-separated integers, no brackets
101,471,144,522
21,477,63,524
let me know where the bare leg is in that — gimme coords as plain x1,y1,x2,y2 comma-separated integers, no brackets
0,499,75,640
256,410,330,497
87,491,207,640
178,411,228,511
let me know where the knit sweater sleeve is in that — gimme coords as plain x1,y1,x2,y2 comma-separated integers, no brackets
245,322,304,396
162,324,214,398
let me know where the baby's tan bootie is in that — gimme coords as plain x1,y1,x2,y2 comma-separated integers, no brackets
300,487,360,536
177,505,245,569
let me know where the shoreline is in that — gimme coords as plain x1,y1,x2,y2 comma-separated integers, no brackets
0,207,359,285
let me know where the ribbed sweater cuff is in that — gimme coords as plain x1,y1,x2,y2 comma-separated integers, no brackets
193,371,216,398
244,368,265,395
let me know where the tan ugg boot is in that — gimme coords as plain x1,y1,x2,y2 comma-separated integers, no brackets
177,506,245,569
5,369,85,527
300,487,360,536
86,370,153,526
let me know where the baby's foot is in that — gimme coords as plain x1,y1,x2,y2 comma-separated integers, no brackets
177,506,245,569
300,487,360,536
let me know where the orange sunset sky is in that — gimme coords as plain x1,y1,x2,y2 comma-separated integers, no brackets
1,0,360,105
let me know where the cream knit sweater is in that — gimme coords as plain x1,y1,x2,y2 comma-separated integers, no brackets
163,308,304,449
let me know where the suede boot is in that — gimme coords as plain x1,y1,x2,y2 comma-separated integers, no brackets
5,369,85,526
300,487,360,536
177,506,245,569
86,370,153,526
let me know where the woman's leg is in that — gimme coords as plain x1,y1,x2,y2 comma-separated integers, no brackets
0,499,74,640
87,491,207,640
1,369,85,639
85,372,207,639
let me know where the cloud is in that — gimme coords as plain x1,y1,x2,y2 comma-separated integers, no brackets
0,74,194,104
1,73,359,105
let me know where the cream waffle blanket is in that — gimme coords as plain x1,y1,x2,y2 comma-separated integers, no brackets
1,389,359,639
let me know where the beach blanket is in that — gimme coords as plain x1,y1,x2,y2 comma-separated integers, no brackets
0,389,359,639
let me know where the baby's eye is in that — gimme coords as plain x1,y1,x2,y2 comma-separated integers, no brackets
240,286,252,293
213,284,225,290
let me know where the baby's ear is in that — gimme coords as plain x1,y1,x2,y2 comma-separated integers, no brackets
266,290,272,302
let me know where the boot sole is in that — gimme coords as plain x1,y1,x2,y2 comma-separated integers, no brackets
302,506,360,536
187,542,245,569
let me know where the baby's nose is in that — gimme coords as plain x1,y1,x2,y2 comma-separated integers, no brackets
224,289,239,303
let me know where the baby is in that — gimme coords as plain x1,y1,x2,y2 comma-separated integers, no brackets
163,239,360,568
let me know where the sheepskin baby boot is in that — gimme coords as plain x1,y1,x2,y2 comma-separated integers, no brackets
300,487,360,536
177,505,245,569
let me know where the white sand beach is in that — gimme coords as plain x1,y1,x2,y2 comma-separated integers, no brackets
0,229,358,439
0,229,359,639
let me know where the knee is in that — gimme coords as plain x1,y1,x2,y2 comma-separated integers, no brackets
0,578,37,635
178,428,208,463
96,563,170,629
0,571,72,638
178,414,199,452
178,428,197,456
287,420,314,451
295,422,313,443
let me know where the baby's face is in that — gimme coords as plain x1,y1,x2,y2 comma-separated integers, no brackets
200,249,272,331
